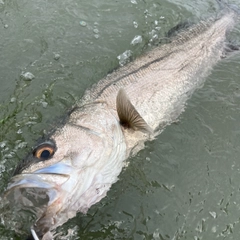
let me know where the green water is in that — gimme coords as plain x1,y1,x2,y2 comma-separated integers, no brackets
1,0,240,239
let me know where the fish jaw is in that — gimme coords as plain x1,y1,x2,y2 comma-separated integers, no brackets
5,173,66,207
4,161,76,236
6,160,74,200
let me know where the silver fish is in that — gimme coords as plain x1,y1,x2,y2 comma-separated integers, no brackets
3,5,240,240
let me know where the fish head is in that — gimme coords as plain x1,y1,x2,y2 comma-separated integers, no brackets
4,103,126,238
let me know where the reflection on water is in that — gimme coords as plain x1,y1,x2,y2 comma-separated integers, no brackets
0,0,240,239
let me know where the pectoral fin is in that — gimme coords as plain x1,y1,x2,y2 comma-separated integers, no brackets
116,88,153,134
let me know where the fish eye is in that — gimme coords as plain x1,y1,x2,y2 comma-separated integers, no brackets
33,141,56,160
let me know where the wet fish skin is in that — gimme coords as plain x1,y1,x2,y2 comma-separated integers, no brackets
4,7,240,240
9,102,127,239
80,9,238,157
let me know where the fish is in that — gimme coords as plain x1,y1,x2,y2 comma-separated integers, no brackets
3,3,240,240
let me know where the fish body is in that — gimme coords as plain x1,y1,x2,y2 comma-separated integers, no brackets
4,6,240,240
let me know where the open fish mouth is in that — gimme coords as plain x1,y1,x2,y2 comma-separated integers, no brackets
6,174,62,207
2,161,75,238
5,161,73,216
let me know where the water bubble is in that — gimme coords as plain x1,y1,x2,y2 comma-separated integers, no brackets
15,142,27,149
131,0,137,4
146,157,151,161
0,164,5,174
133,21,138,28
4,24,8,29
0,142,6,148
16,129,22,134
30,116,38,120
149,29,157,36
79,21,87,27
76,61,83,66
117,50,133,66
94,34,99,39
149,29,159,43
26,121,37,126
93,29,99,34
151,34,158,41
144,9,149,17
10,97,16,103
131,35,142,45
5,153,14,159
42,102,48,108
54,53,60,61
212,226,217,233
21,72,35,81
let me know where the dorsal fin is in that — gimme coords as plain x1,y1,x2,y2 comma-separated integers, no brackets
116,88,153,134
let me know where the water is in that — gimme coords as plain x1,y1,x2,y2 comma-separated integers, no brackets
0,0,240,239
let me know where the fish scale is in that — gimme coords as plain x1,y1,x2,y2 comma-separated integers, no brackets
3,6,240,240
85,13,235,134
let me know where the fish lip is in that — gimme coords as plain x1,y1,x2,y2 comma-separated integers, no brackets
6,174,56,192
5,162,73,200
33,161,73,175
4,173,63,205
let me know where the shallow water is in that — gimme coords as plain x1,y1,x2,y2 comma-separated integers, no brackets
0,0,240,239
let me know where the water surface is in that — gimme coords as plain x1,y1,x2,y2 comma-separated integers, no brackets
0,0,240,239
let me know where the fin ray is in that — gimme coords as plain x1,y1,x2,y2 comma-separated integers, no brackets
116,88,153,134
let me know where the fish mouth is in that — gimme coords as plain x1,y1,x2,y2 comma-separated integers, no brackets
2,161,75,236
5,161,74,206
